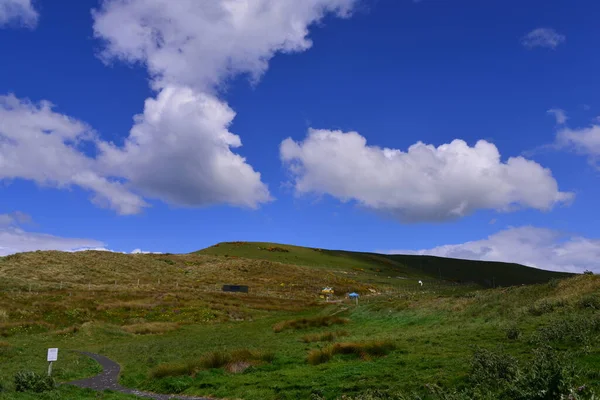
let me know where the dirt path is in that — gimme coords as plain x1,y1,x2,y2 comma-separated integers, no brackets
67,352,211,400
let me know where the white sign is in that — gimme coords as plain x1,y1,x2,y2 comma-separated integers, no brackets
47,348,58,362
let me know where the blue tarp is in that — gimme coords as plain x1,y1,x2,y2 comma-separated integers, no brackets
349,292,360,298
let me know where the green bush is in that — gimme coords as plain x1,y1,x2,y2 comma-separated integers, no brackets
14,371,55,393
506,326,521,341
578,294,600,310
469,347,519,389
531,315,600,347
527,299,564,316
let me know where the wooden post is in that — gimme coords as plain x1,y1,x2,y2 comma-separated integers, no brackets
47,361,53,377
137,279,140,287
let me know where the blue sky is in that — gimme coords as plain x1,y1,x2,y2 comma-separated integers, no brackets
1,0,599,272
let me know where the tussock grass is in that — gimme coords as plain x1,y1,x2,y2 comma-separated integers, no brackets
0,309,8,321
52,325,80,335
301,330,350,343
273,316,349,333
150,348,275,378
122,322,180,335
150,362,195,379
307,340,396,365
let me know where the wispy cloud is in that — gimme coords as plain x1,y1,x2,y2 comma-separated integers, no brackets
521,28,566,49
547,109,568,125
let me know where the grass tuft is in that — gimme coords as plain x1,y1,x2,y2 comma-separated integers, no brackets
307,340,395,365
122,322,180,335
302,330,350,343
273,316,349,333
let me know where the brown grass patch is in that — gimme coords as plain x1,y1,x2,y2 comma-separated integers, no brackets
52,325,80,335
307,340,396,365
122,322,180,335
301,330,350,343
149,348,274,378
273,316,349,333
0,341,10,347
150,362,195,378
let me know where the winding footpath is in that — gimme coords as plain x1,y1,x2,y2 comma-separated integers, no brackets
67,352,212,400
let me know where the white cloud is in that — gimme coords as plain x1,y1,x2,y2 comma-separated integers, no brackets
131,248,162,254
98,86,271,208
547,108,568,125
92,0,356,93
555,124,600,165
280,129,573,222
521,28,566,49
0,0,38,28
2,1,360,214
0,227,106,256
383,226,600,273
0,94,148,215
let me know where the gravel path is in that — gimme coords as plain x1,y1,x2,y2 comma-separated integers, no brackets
67,352,212,400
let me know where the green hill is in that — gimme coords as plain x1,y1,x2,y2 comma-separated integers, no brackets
197,241,573,287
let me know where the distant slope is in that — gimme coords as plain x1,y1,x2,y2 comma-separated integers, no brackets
197,242,574,287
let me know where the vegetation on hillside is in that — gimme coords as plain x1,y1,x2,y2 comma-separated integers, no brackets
0,246,596,399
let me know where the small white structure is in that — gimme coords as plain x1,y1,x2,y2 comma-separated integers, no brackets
418,280,423,287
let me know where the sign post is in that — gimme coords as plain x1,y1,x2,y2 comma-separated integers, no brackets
47,348,58,377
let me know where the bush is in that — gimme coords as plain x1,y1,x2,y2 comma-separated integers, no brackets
469,347,519,389
505,326,521,341
578,294,600,310
527,299,564,316
530,315,600,347
14,371,55,393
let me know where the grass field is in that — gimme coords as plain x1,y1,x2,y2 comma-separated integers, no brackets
0,243,597,399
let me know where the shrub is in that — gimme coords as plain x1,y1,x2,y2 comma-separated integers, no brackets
530,315,600,347
505,326,521,341
469,347,519,389
527,299,564,316
273,316,349,333
14,371,55,393
578,294,600,310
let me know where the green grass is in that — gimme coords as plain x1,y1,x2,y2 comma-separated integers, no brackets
0,248,596,399
198,241,572,287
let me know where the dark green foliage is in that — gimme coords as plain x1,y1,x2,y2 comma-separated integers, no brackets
14,371,55,393
530,315,600,347
578,294,600,310
527,299,565,316
506,326,521,340
273,316,349,332
469,347,519,389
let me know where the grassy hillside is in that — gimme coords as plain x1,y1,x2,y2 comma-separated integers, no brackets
0,247,596,399
198,241,573,287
